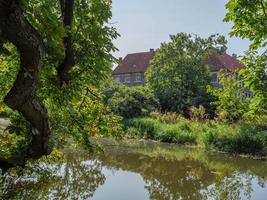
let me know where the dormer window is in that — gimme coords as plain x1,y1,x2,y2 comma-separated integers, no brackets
133,64,137,68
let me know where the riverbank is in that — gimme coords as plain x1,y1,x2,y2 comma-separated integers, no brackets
123,117,267,157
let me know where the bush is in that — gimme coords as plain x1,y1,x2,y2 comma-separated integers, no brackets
125,114,267,156
189,105,207,121
103,82,159,118
156,124,196,144
124,117,197,145
150,111,184,124
201,126,267,155
124,118,159,139
208,71,250,122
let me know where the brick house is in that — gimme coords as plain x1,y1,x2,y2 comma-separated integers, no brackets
112,49,155,86
112,49,245,88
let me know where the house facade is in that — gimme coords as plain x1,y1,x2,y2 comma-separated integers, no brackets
112,49,245,88
112,49,155,86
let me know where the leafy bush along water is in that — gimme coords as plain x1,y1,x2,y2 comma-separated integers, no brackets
103,82,159,119
202,127,267,155
125,117,197,145
124,114,267,156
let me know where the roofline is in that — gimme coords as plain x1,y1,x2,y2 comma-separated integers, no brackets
126,50,154,56
112,71,146,75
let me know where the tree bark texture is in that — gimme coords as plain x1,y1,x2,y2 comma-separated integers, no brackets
57,0,75,84
0,0,51,170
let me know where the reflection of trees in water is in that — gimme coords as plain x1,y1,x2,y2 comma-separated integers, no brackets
1,144,267,200
98,146,267,200
1,151,106,200
204,173,254,200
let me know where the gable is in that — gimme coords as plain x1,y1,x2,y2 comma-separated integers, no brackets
113,51,155,75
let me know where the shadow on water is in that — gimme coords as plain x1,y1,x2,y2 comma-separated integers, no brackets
1,140,267,200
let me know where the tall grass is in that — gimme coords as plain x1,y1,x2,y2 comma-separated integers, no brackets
124,113,267,156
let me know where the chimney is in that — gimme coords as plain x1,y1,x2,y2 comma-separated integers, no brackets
232,53,237,59
220,46,227,53
150,48,154,53
118,57,123,64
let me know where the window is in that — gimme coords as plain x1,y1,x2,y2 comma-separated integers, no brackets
135,73,142,82
211,72,218,83
124,74,131,83
114,75,120,83
133,64,137,68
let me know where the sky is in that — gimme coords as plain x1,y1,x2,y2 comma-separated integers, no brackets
111,0,251,59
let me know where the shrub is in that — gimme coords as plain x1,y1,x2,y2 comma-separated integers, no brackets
124,117,197,145
189,105,207,121
201,126,267,155
103,83,159,119
208,71,250,122
125,114,267,156
124,118,159,139
150,111,185,124
125,127,142,139
156,124,196,144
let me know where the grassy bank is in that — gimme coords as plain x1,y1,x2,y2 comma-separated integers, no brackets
123,116,267,156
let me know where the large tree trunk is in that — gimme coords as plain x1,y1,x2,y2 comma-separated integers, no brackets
0,0,51,169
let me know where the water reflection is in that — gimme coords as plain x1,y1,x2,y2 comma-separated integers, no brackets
1,152,106,200
1,141,267,200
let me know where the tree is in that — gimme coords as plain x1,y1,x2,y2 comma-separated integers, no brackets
207,71,250,122
225,0,267,114
0,0,118,170
146,33,226,116
224,0,267,50
240,52,267,114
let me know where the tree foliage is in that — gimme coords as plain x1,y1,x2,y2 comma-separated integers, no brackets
0,0,120,169
225,0,267,114
146,33,226,116
207,71,250,122
240,52,267,114
224,0,267,50
103,81,159,119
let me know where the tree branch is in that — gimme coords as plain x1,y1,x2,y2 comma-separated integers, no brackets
57,0,75,85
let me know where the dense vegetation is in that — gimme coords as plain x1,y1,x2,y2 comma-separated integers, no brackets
102,81,159,118
146,33,226,116
0,0,266,172
0,0,122,170
124,112,267,156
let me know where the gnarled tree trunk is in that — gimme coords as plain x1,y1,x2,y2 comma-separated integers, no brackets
0,0,51,170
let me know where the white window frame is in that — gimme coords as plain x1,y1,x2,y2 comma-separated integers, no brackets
124,74,131,83
134,73,142,83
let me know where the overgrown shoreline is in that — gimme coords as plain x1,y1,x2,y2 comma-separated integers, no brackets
123,117,267,157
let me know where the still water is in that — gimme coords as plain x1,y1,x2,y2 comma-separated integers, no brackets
1,140,267,200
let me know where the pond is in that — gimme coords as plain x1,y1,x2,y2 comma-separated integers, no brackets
1,139,267,200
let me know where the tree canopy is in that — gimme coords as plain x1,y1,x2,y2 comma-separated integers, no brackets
224,0,267,50
0,0,119,170
146,33,226,116
225,0,267,115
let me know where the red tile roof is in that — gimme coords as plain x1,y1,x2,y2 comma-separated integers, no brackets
113,50,244,75
113,51,155,74
207,53,245,72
